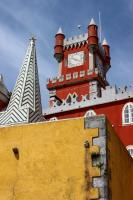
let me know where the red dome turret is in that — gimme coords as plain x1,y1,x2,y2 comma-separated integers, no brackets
102,38,110,65
54,27,65,63
88,18,98,46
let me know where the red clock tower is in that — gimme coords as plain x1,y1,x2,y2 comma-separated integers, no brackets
44,18,133,155
47,18,110,108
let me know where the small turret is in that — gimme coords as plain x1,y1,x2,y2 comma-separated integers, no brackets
88,18,98,46
54,27,65,63
102,38,110,65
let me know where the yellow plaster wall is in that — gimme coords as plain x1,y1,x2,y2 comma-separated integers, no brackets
0,118,100,200
107,122,133,200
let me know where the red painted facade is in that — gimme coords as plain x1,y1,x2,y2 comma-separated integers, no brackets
45,19,133,148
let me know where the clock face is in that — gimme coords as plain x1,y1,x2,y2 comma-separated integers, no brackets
68,51,84,68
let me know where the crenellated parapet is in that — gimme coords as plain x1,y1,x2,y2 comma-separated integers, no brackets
63,33,105,58
63,33,88,48
44,85,133,115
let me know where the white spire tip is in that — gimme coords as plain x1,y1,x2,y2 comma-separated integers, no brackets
89,18,96,25
57,27,63,34
102,38,108,45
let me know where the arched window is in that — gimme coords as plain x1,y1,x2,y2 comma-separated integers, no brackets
49,117,58,122
84,110,96,117
122,102,133,125
126,145,133,158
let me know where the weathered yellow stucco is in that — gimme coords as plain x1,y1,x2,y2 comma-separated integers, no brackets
107,122,133,200
0,118,100,200
1,116,133,200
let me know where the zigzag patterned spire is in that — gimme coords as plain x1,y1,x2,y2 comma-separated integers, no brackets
0,37,44,126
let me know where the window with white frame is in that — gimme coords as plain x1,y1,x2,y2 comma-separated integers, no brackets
84,110,96,117
126,145,133,158
122,102,133,125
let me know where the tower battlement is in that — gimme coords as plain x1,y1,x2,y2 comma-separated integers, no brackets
44,85,133,115
63,33,88,47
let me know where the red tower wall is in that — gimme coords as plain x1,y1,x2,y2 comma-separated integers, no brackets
56,82,89,101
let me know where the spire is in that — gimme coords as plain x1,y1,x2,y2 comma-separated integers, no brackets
0,38,44,126
57,27,63,34
102,38,108,45
89,18,96,25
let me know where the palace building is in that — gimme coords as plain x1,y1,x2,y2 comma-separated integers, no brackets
0,18,133,199
44,18,133,157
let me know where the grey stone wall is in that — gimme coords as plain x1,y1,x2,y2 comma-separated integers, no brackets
85,115,108,200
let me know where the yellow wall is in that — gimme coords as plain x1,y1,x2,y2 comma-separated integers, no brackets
1,117,133,200
0,118,100,200
107,121,133,200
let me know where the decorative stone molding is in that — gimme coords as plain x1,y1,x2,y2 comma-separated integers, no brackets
79,70,85,77
44,85,133,116
66,73,71,80
49,90,56,97
73,72,78,79
59,75,64,82
47,67,107,85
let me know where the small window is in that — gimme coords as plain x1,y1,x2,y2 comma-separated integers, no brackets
49,117,58,121
126,145,133,158
122,102,133,125
84,110,96,117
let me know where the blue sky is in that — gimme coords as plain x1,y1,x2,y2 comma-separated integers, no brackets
0,0,133,108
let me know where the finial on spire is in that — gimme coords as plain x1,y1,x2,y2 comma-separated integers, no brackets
89,18,96,25
102,38,108,45
57,27,63,34
30,36,36,44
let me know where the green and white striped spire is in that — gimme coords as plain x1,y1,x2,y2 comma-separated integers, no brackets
0,37,44,126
